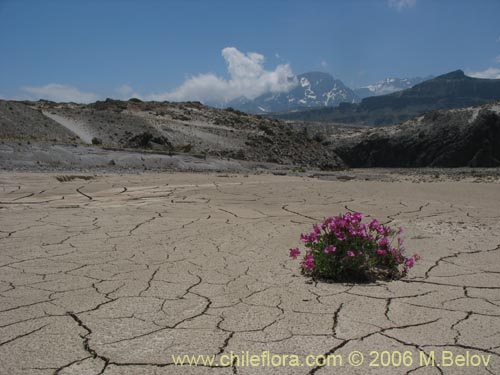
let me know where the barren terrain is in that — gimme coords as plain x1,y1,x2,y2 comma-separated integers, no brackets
2,99,500,172
0,171,499,374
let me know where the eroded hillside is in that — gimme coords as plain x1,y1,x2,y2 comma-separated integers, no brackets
1,98,500,170
1,99,344,169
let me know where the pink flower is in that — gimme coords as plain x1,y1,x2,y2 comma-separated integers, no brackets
289,247,301,259
334,230,346,241
313,224,322,234
358,227,368,238
378,237,389,247
376,249,386,255
369,219,380,231
300,253,315,269
347,251,355,257
405,258,415,268
352,212,364,222
324,245,336,254
300,232,318,244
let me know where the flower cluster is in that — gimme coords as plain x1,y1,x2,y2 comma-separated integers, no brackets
289,212,419,281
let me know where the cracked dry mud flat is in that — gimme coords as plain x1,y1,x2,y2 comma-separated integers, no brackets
0,171,499,375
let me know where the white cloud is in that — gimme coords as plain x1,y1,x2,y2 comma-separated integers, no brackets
114,84,143,100
18,47,296,105
141,47,297,104
21,84,99,103
116,84,133,97
388,0,417,10
468,67,500,79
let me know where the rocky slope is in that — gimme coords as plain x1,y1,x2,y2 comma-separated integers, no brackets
0,99,345,169
0,100,80,143
332,103,500,167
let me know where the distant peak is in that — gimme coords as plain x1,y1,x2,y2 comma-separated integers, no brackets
436,70,466,80
299,71,335,79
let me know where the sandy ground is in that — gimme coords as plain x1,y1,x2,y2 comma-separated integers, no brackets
0,171,499,374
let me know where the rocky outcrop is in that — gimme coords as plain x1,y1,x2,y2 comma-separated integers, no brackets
334,109,500,167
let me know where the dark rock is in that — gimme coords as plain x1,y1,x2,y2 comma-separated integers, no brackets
334,109,500,168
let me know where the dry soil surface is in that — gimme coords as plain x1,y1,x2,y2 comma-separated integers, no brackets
0,171,499,375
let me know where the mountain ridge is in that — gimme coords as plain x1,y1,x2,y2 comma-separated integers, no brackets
228,71,359,114
354,76,433,98
229,71,435,114
273,70,500,125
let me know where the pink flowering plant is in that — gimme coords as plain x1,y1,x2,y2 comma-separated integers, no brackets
289,212,419,282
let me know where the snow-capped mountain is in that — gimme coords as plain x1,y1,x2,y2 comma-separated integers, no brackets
228,72,359,114
354,76,433,99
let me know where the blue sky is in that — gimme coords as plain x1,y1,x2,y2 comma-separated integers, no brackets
1,0,499,103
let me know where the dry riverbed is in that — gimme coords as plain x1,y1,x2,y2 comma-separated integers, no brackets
0,171,499,374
